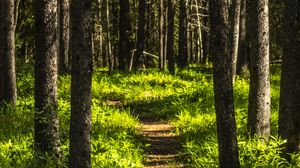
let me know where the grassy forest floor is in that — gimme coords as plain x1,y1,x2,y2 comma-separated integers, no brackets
1,62,300,167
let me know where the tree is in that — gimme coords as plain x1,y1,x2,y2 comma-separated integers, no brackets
209,0,240,167
119,0,132,71
230,0,241,82
280,0,300,155
0,0,17,105
167,0,175,74
34,0,60,158
247,0,271,139
178,0,188,69
103,0,113,71
58,0,70,74
236,0,248,76
201,0,209,64
134,0,146,70
69,0,93,167
159,0,167,70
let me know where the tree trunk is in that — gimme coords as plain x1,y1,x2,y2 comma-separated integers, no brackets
178,0,188,69
0,0,17,105
34,0,60,158
104,0,113,71
167,0,175,74
201,0,209,65
280,0,300,156
230,0,241,82
236,0,248,76
69,0,93,167
209,0,240,167
119,0,132,71
247,0,271,139
159,0,166,70
134,0,146,70
58,0,70,74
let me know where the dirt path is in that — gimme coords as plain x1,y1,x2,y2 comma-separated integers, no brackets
139,119,185,168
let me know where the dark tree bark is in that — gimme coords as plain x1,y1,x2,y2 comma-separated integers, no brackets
209,0,240,167
279,1,297,142
280,0,300,155
247,0,271,139
236,0,248,76
159,0,167,70
134,0,146,70
178,0,188,69
201,0,209,65
111,0,119,68
69,0,93,167
119,0,132,71
58,0,70,74
230,0,241,82
0,0,17,105
167,0,175,74
34,0,60,157
103,0,113,71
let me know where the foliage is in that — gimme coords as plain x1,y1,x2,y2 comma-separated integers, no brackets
1,62,300,167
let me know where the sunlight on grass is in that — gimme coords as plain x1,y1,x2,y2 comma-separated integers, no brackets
1,64,300,167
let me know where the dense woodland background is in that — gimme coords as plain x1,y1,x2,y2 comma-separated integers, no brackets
0,0,300,167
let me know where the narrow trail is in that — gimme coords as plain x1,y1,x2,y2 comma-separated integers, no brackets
139,117,185,168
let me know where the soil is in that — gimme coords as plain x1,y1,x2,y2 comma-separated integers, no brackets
139,118,185,168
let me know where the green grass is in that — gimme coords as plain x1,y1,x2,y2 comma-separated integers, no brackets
1,62,300,167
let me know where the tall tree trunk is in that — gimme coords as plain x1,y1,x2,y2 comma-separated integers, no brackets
69,0,93,167
195,0,203,63
159,0,166,70
111,0,119,68
103,0,113,71
209,0,240,167
119,0,132,71
230,0,241,82
178,0,188,69
34,0,60,158
247,0,271,139
167,0,175,74
236,0,248,76
0,0,17,105
279,1,297,142
58,0,70,74
134,0,146,70
201,0,209,65
280,0,300,156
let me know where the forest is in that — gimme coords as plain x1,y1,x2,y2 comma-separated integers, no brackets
0,0,299,167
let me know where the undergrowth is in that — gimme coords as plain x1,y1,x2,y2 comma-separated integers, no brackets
0,61,299,167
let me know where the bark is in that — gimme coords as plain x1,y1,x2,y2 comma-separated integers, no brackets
69,0,93,167
134,0,146,70
34,0,60,157
209,0,240,167
201,0,209,64
230,0,241,82
167,0,175,74
280,0,300,155
0,0,17,105
104,0,113,71
111,0,119,68
119,0,132,71
159,0,166,70
194,0,203,63
58,0,70,74
178,0,188,69
236,0,248,76
247,0,271,139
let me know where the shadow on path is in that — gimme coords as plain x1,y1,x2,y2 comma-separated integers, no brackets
139,115,186,168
